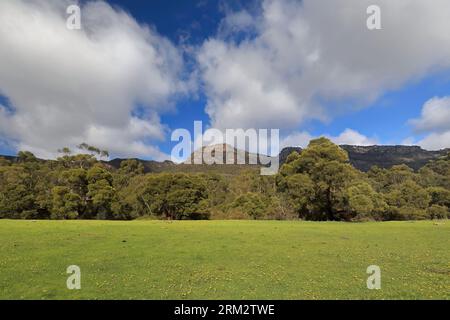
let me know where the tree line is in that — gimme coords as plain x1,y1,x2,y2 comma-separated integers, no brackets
0,138,449,221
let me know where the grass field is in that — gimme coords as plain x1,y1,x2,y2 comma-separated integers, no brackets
0,219,448,300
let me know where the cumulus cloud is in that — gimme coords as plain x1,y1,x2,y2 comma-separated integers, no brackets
0,0,188,159
416,132,450,151
280,128,377,149
410,97,450,150
410,97,450,133
330,128,378,146
198,0,450,130
280,131,314,148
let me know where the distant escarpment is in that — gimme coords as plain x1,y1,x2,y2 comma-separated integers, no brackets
280,145,450,171
2,145,449,173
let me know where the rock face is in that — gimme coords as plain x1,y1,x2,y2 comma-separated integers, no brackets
184,143,263,165
279,147,302,165
341,145,449,171
279,145,450,171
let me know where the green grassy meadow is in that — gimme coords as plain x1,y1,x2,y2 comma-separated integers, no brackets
0,219,448,300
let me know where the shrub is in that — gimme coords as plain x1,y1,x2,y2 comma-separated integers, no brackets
427,187,450,207
397,206,429,220
231,192,267,220
427,205,448,219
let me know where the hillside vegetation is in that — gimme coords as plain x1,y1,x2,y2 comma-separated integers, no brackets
0,138,449,221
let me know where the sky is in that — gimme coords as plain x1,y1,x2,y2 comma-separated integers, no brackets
1,0,450,160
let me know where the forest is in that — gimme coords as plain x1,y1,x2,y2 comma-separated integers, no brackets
0,138,449,221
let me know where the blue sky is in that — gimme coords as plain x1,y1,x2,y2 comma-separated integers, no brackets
104,0,259,156
109,0,450,156
1,0,450,159
310,74,450,143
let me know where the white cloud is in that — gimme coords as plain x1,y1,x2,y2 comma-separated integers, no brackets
410,96,450,150
3,0,450,158
416,132,450,151
219,10,256,36
401,137,416,146
280,131,314,148
0,0,188,159
198,0,450,130
280,128,377,149
410,97,450,133
329,128,378,146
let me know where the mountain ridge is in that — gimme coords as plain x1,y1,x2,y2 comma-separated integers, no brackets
1,144,449,173
280,145,450,171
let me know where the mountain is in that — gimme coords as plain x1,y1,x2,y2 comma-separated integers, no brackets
109,154,259,175
2,144,448,173
279,147,303,164
1,155,20,163
279,145,450,171
340,145,449,171
108,158,176,173
184,143,264,165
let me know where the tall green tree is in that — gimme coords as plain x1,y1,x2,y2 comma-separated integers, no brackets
278,138,359,220
0,166,36,218
122,173,208,220
51,186,81,219
86,165,115,219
